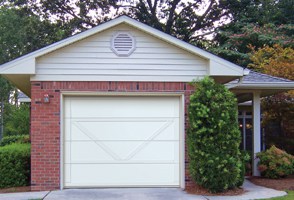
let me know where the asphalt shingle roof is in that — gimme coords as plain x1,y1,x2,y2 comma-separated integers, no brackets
18,92,29,99
230,70,292,84
243,71,291,83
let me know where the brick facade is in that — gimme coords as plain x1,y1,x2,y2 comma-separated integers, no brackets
30,81,195,191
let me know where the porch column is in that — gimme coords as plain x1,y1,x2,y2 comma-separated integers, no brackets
253,91,261,176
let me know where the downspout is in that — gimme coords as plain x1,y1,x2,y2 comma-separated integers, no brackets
227,68,250,89
227,76,245,89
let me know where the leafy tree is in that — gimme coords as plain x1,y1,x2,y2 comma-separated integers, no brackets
0,6,69,139
261,94,294,154
3,103,30,136
187,77,243,193
248,44,294,80
3,0,248,45
248,45,294,154
211,23,293,66
120,0,238,44
1,0,117,33
210,0,294,66
0,6,69,64
0,78,13,140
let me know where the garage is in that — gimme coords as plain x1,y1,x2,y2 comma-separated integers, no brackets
64,96,181,187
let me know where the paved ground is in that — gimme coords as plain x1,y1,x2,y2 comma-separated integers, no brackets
207,181,287,200
0,180,287,200
0,191,49,200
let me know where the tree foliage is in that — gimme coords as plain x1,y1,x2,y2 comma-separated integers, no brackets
210,0,294,66
0,5,69,138
1,0,247,45
120,0,238,44
187,77,243,193
248,44,294,80
0,6,68,64
248,44,294,154
3,103,30,136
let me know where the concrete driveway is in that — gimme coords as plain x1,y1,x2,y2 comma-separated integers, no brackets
0,180,287,200
45,188,205,200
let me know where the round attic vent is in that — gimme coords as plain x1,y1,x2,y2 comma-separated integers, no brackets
111,32,136,56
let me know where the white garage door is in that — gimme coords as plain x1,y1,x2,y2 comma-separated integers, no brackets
64,96,180,187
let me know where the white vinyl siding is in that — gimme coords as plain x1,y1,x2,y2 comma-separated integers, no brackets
33,24,208,82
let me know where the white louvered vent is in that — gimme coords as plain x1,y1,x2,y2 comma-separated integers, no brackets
111,32,136,56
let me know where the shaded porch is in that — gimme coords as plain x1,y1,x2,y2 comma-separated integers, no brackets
228,71,294,176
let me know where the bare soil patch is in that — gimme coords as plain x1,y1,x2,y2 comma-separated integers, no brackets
0,186,31,193
248,175,294,191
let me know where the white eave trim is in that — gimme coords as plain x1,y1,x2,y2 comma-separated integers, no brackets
0,15,245,76
0,58,35,74
230,82,294,90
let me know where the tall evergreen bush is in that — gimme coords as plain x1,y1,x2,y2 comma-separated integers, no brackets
187,77,243,193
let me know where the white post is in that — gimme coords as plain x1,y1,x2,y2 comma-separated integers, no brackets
253,92,261,176
242,111,246,150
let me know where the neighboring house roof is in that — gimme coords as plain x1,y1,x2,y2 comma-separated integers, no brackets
0,15,249,96
18,92,31,103
228,71,293,89
242,71,291,83
228,70,294,103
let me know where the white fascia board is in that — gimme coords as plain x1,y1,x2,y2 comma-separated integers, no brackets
209,60,243,76
19,97,31,103
231,82,294,90
0,58,35,74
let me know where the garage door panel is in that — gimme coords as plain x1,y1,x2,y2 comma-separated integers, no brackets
126,141,179,162
65,97,179,118
68,120,179,141
66,141,179,163
64,96,181,187
65,163,179,187
65,141,115,163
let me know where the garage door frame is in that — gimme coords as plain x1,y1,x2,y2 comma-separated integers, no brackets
59,92,185,190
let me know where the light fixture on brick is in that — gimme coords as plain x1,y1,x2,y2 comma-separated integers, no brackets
43,94,50,103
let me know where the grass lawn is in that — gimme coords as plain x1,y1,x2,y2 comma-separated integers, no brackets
259,191,294,200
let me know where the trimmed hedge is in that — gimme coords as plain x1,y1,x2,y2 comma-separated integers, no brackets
187,77,243,193
0,143,31,188
0,135,30,146
257,145,294,178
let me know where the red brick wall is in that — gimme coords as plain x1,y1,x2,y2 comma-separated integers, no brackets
30,81,195,191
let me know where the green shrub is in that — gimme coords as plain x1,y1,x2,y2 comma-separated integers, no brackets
237,150,250,186
0,135,30,146
187,77,243,193
257,145,294,178
244,150,252,175
3,103,30,136
0,143,31,188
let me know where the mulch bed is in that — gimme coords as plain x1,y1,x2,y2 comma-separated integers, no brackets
186,184,245,196
247,175,294,191
0,186,31,194
186,175,294,195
